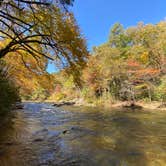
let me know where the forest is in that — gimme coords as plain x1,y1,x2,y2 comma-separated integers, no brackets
0,2,166,114
47,22,166,107
1,21,166,111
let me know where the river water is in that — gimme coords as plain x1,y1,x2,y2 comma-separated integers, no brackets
0,103,166,166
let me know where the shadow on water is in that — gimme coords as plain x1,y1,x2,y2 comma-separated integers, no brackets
69,112,148,166
0,111,30,166
0,103,165,166
102,111,149,166
59,106,166,166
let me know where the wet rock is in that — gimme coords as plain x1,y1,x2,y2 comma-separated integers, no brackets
71,126,89,132
15,103,24,109
52,103,63,107
52,103,57,106
33,138,43,142
52,101,75,107
62,130,68,134
65,101,76,106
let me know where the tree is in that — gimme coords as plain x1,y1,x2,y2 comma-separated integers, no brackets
109,23,131,49
81,21,166,103
0,0,88,74
1,49,55,100
0,59,20,114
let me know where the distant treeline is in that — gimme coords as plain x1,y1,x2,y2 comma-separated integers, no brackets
47,21,166,105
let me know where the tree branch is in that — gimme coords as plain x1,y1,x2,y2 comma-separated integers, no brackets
15,0,51,6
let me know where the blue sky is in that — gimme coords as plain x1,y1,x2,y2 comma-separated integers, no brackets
47,0,166,72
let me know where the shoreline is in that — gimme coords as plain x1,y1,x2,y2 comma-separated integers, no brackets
22,100,166,111
110,101,166,111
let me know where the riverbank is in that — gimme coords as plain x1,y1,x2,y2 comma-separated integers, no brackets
54,99,166,111
78,100,166,111
110,101,166,111
23,99,166,111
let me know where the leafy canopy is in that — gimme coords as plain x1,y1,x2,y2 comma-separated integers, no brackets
0,0,88,73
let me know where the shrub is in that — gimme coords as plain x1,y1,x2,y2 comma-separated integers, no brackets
0,73,20,116
154,76,166,103
31,87,48,101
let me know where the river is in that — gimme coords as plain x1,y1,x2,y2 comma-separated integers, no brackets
0,102,166,166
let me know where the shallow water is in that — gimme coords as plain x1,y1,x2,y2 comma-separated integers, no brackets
0,103,166,166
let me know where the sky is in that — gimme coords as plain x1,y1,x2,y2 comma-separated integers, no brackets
47,0,166,72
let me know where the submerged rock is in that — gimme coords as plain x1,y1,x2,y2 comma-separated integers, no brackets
33,138,44,142
62,130,68,134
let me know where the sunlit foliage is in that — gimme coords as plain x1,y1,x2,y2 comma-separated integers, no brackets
54,21,166,104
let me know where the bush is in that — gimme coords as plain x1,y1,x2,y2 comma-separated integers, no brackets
0,73,20,116
48,92,66,101
31,87,48,101
154,76,166,103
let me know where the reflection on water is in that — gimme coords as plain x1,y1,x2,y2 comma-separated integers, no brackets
0,103,166,166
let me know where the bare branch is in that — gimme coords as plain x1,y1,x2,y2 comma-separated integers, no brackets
0,11,32,27
15,0,51,6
